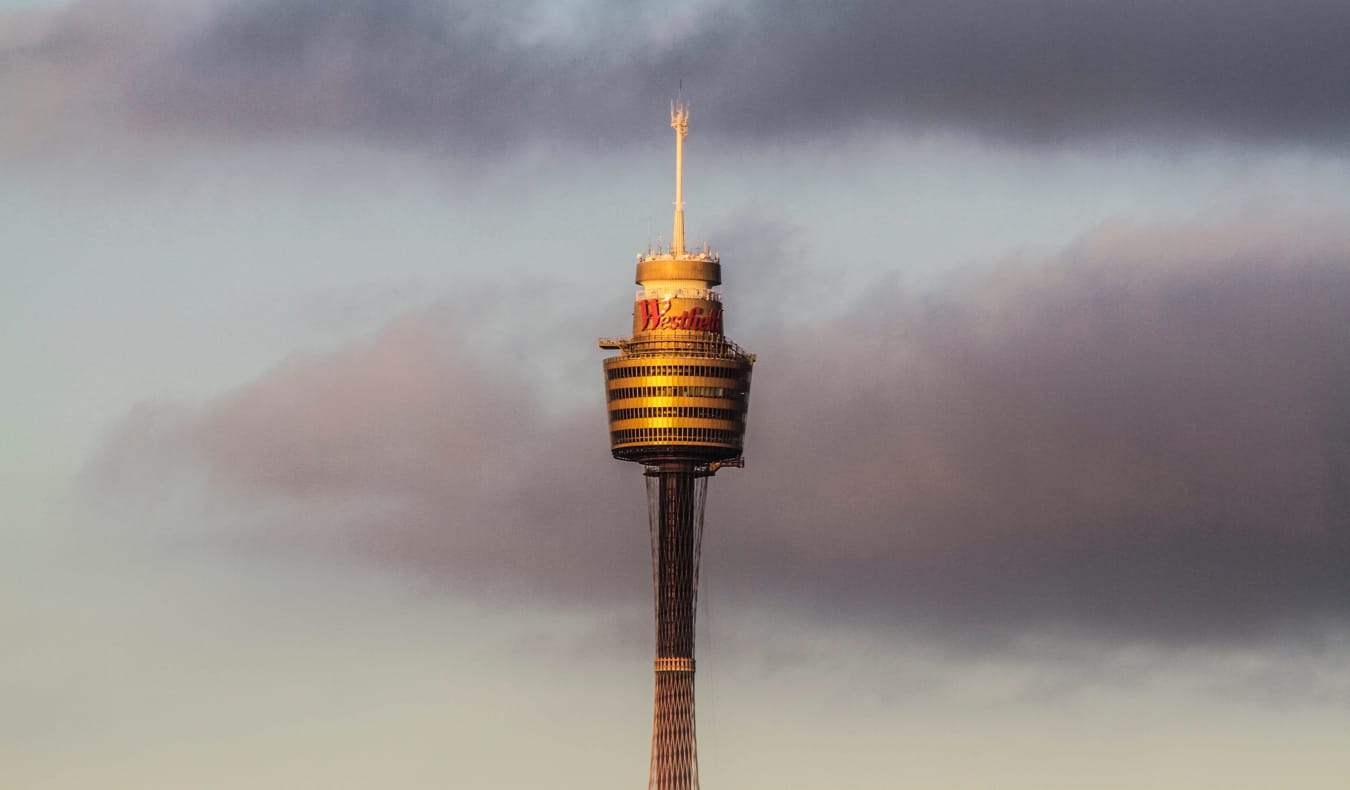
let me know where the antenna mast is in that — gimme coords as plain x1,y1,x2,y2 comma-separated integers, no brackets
671,99,689,256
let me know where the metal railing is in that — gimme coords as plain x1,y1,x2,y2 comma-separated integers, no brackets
604,333,755,362
636,287,722,303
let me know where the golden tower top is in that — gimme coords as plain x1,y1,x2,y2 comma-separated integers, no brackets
634,97,720,287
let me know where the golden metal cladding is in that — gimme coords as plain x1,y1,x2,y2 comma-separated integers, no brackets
603,352,753,463
635,255,721,287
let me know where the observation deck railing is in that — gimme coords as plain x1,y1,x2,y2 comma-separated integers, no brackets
598,332,756,362
636,287,722,302
637,249,720,264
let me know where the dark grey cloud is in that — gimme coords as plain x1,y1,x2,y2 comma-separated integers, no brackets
90,213,1350,648
143,0,1350,149
0,1,169,154
716,215,1350,645
7,0,1350,154
700,0,1350,147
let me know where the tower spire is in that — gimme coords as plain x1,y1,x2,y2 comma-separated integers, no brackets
670,99,689,256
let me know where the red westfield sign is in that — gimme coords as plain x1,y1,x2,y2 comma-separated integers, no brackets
637,298,723,333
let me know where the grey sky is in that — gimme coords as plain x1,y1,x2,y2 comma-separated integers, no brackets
8,2,1350,787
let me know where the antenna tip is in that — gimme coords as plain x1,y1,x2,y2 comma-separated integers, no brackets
671,96,689,127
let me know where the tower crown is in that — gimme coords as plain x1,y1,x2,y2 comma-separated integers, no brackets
599,101,754,466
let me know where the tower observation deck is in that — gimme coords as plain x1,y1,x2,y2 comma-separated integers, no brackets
599,102,754,790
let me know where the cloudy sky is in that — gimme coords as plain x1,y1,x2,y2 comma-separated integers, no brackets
6,0,1350,787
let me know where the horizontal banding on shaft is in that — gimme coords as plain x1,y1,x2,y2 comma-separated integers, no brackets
653,657,695,673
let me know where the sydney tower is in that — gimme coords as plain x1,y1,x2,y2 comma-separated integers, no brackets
598,103,755,790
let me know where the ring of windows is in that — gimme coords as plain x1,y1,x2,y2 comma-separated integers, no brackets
609,406,743,422
605,363,747,381
607,385,748,401
610,427,743,445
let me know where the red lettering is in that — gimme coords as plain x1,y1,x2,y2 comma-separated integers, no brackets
635,300,724,334
639,299,670,331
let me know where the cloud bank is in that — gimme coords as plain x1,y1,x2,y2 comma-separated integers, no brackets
6,0,1350,155
91,213,1350,647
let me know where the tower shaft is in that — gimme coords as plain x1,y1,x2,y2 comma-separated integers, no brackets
651,669,698,789
647,464,706,790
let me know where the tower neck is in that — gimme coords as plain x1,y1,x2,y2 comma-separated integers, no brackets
671,101,689,256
